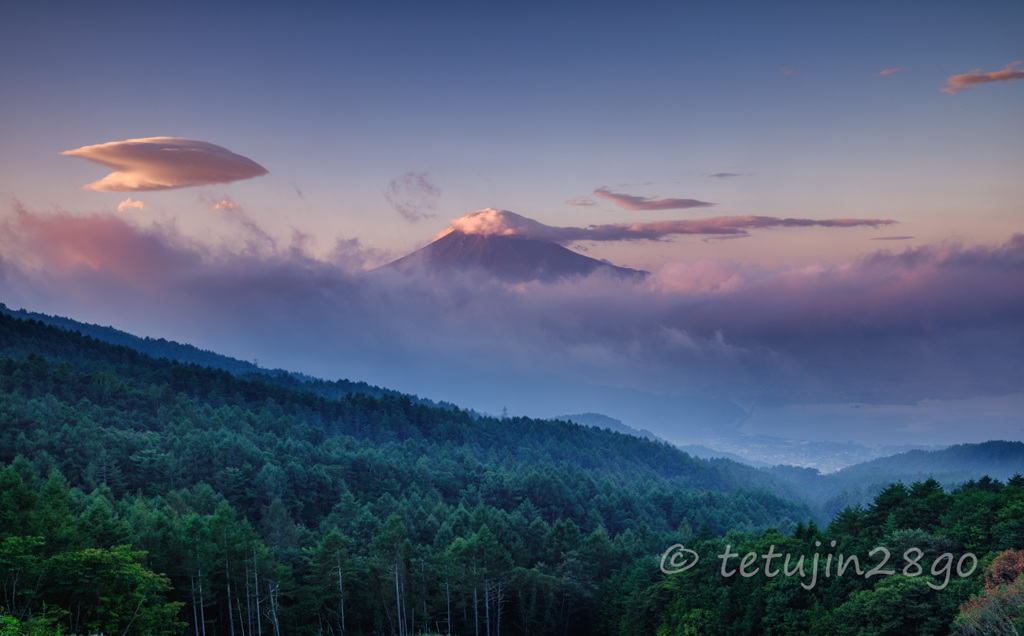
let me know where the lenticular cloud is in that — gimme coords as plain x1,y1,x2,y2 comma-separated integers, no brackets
62,137,268,192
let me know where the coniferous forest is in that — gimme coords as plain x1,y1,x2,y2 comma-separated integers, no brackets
1,311,1023,635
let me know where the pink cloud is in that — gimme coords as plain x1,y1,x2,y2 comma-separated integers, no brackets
1,202,202,287
594,188,713,211
116,198,146,213
943,61,1024,95
62,137,267,191
876,67,903,76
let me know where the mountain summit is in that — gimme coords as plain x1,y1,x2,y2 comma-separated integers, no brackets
384,230,648,282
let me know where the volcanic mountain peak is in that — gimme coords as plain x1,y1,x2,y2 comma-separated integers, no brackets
385,230,647,283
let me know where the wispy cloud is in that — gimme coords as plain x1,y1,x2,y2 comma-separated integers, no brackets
593,188,714,211
116,198,146,213
61,137,268,191
709,172,742,179
943,61,1024,94
781,66,798,76
564,196,596,207
383,171,441,222
869,236,914,241
441,208,896,244
876,67,903,76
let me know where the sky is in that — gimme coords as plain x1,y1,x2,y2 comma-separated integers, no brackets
0,0,1022,446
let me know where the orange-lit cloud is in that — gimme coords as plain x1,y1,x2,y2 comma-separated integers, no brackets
211,198,241,210
116,198,146,212
439,208,896,244
1,202,200,286
876,67,903,76
62,137,268,191
593,188,714,211
943,61,1024,94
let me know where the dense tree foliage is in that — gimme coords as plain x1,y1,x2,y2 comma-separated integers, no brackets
0,311,808,634
608,477,1024,635
0,311,1017,634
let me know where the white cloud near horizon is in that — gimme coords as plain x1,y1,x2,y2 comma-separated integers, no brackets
62,137,268,191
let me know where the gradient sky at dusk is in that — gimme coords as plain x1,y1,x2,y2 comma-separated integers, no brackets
1,1,1022,445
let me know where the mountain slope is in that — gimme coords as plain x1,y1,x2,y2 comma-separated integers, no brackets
0,307,809,520
768,440,1024,517
558,412,662,442
0,302,436,405
385,230,648,282
0,306,1011,635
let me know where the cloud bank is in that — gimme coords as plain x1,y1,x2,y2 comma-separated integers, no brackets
943,61,1024,94
62,137,268,191
594,188,714,211
440,208,896,244
2,203,1017,436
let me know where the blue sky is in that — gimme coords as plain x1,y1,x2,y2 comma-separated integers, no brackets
1,1,1021,444
3,1,1021,259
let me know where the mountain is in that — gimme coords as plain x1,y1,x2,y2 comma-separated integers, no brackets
0,302,439,406
0,304,1016,634
822,440,1024,490
767,440,1024,518
384,230,648,282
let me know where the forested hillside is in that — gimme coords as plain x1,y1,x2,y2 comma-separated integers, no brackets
0,303,429,405
0,310,812,635
2,310,1022,635
615,476,1024,635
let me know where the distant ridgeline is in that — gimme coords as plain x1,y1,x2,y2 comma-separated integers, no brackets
0,302,443,406
0,307,1022,635
767,440,1024,520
